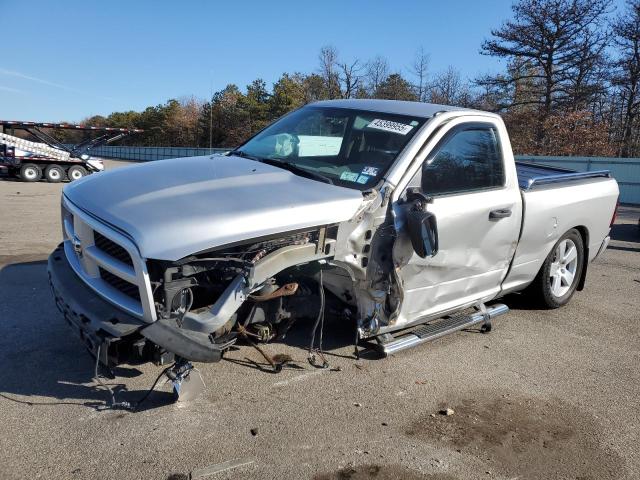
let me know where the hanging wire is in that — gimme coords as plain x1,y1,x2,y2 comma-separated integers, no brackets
308,269,329,368
92,343,175,412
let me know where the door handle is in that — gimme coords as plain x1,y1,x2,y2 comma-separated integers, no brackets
489,208,512,219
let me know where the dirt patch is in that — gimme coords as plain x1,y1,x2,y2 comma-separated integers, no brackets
165,474,188,480
406,392,623,480
314,465,456,480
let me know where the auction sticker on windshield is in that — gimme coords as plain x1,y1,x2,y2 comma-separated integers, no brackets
362,166,379,176
340,171,360,182
367,118,414,135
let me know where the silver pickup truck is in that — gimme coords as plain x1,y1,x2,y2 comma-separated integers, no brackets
48,99,619,381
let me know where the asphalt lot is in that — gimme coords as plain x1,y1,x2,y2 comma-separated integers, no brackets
0,159,639,480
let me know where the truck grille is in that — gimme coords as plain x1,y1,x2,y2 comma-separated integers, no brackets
99,267,141,301
94,231,133,266
61,197,156,322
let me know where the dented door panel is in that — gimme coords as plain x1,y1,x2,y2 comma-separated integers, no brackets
392,188,522,326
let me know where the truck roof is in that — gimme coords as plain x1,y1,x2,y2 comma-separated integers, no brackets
309,99,479,118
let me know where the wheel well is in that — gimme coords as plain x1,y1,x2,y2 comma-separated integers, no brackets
573,226,589,291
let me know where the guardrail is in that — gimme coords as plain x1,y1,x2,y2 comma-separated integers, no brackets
89,146,640,205
88,146,231,161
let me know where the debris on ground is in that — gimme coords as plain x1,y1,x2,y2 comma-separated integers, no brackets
439,408,455,416
250,428,258,436
353,402,362,407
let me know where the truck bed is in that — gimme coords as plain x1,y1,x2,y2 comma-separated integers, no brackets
502,161,619,295
516,161,611,190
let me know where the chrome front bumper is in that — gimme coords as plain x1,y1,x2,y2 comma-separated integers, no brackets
48,244,146,366
49,244,227,365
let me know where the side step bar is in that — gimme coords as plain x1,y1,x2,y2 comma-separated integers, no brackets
377,303,509,356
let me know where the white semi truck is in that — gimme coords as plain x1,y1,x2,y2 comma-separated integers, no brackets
0,120,142,182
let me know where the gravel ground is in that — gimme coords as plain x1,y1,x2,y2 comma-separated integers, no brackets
0,159,638,480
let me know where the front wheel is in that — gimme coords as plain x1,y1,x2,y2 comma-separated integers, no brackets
529,229,584,308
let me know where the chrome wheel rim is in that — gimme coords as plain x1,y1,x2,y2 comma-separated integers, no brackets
70,169,83,180
49,169,61,180
549,238,578,297
24,167,37,179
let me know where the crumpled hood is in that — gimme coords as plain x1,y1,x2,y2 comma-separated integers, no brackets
64,155,364,261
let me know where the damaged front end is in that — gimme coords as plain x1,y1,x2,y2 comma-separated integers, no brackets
136,226,341,365
50,187,405,371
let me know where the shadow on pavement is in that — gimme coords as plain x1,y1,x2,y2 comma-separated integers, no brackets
610,222,639,243
0,258,371,408
0,259,175,411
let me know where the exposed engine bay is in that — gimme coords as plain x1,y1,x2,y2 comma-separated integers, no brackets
114,189,400,370
151,228,336,349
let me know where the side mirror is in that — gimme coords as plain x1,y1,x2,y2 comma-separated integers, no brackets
407,209,438,258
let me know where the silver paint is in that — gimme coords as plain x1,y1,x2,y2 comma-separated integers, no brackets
63,154,364,261
56,100,620,340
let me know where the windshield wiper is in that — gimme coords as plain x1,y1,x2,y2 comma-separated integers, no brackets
259,158,334,185
231,150,333,185
230,149,263,162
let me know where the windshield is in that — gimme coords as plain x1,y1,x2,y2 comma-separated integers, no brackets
234,106,426,190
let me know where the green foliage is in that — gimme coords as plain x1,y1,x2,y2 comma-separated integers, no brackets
58,5,640,159
374,73,418,101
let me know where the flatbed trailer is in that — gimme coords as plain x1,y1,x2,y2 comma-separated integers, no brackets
0,120,142,183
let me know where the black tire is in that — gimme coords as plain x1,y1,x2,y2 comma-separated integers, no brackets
19,163,42,182
67,165,87,181
529,229,584,309
44,164,65,183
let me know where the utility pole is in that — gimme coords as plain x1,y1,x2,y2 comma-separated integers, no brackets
209,74,213,150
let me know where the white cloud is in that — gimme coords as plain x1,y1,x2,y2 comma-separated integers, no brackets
0,85,25,94
0,68,118,102
0,68,70,90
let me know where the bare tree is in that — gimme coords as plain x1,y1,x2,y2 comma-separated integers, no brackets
410,46,430,102
365,55,390,95
429,66,471,106
318,45,341,99
339,59,363,99
611,0,640,156
478,0,612,144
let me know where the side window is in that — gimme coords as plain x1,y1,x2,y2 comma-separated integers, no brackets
421,127,504,195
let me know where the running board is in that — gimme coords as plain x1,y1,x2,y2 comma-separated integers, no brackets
377,303,509,356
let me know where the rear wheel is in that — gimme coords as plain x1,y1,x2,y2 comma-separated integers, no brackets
529,229,584,308
68,165,87,181
20,163,42,182
44,164,65,183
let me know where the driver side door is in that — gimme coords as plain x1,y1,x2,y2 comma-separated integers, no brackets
392,121,522,326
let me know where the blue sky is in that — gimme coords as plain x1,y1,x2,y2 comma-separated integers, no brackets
0,0,627,122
